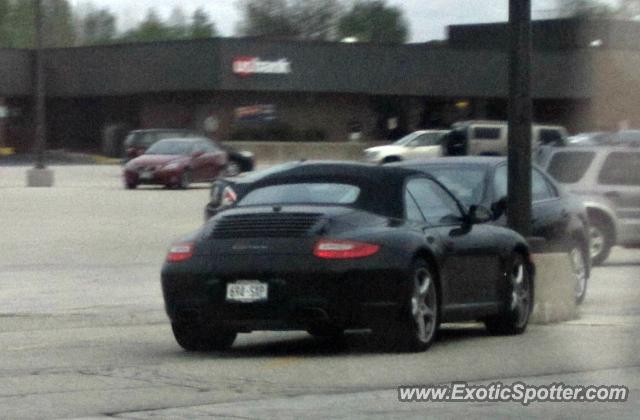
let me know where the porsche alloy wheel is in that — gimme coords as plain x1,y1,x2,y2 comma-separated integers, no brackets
485,254,532,335
392,260,439,352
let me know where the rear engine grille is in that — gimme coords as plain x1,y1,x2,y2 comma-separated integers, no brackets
211,213,322,238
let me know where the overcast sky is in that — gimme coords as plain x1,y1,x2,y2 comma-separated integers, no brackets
76,0,605,43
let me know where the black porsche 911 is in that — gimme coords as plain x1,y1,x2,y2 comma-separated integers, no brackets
162,161,535,352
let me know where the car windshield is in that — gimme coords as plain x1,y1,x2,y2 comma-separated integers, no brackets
546,151,596,183
421,167,488,206
237,183,360,206
145,140,193,155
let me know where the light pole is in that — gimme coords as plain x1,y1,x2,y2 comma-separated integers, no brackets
507,0,532,237
27,0,54,187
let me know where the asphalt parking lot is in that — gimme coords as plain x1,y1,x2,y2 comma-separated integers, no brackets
1,164,639,418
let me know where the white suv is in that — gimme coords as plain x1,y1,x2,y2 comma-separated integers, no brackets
363,130,449,164
539,146,640,264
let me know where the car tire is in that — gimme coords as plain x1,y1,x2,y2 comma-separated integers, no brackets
307,324,345,339
386,259,439,352
171,323,237,352
178,170,191,190
125,181,137,190
223,159,242,177
569,241,589,304
485,253,532,335
588,216,613,265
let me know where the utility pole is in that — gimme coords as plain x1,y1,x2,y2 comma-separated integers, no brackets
27,0,54,187
507,0,532,237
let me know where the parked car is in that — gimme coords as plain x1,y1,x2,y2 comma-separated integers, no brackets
396,157,590,303
538,146,640,265
123,128,255,176
162,161,534,352
442,120,568,156
363,130,449,164
123,137,228,189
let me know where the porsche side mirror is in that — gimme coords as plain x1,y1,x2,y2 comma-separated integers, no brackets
469,204,493,224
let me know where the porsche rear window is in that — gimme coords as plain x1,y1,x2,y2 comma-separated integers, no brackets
238,183,360,206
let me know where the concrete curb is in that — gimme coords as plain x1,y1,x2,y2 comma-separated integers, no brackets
530,253,578,324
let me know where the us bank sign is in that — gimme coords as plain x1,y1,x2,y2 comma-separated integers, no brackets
232,56,292,77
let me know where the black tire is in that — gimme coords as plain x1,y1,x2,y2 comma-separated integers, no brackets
569,240,589,304
222,159,242,177
177,170,191,190
485,253,532,335
588,215,613,265
385,259,439,352
171,323,236,352
307,324,345,339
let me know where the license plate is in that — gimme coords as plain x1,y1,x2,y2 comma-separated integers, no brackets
140,171,153,180
226,280,268,303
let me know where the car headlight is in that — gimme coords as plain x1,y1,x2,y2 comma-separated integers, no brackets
239,151,254,159
164,162,181,170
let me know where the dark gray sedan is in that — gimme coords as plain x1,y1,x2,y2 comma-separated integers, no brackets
396,157,591,304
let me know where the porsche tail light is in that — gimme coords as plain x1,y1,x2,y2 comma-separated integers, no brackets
166,243,194,262
221,186,238,207
314,239,380,259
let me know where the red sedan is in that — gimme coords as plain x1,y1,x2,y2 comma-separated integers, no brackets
123,137,228,189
